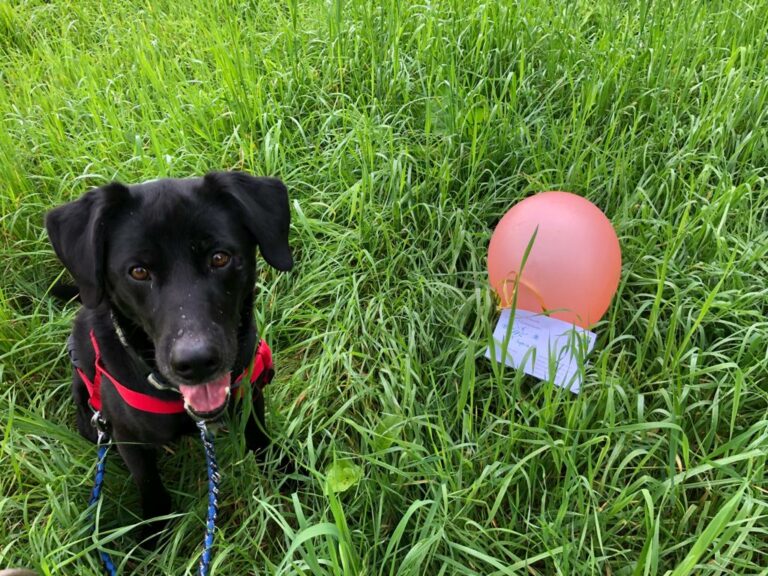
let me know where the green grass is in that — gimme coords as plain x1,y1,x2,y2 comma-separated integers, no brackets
1,0,767,573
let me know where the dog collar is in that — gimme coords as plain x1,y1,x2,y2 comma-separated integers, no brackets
110,312,175,392
69,330,274,415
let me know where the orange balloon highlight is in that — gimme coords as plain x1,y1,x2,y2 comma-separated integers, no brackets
487,191,621,329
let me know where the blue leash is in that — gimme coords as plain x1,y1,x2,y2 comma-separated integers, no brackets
196,419,220,576
88,413,221,576
88,428,118,576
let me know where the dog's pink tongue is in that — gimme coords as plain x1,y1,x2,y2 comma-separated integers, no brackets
179,373,231,414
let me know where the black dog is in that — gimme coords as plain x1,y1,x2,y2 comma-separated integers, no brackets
46,171,292,543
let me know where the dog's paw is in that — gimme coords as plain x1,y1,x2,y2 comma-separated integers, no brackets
277,453,296,476
250,445,300,492
245,432,271,455
138,518,169,550
138,489,172,549
277,457,301,494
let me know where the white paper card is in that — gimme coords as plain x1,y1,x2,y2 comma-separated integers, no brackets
484,309,597,393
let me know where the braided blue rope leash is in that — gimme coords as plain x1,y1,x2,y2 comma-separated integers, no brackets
196,420,220,576
88,424,118,576
87,416,221,576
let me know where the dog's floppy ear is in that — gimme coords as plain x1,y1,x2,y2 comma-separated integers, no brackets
45,183,130,308
204,171,293,271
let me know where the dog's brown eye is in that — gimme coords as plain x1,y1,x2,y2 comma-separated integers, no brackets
210,252,231,268
129,266,150,281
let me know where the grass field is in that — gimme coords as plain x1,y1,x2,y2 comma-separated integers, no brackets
1,0,767,574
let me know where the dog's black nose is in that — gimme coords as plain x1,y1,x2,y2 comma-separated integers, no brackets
170,339,222,381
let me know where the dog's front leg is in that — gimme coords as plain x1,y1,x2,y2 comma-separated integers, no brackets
244,387,270,456
245,389,296,484
114,438,171,548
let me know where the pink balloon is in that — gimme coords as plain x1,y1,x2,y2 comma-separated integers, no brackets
488,192,621,329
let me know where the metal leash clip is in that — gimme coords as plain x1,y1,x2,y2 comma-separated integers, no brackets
90,410,110,438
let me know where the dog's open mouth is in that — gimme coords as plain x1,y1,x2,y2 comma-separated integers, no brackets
179,373,231,420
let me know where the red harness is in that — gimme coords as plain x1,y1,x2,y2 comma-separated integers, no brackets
75,330,274,414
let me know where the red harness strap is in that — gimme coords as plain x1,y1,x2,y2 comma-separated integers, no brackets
234,339,274,395
75,330,274,414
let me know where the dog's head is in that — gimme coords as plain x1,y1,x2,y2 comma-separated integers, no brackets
46,171,292,418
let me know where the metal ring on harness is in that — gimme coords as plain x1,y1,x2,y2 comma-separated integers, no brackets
90,410,110,435
88,411,118,576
